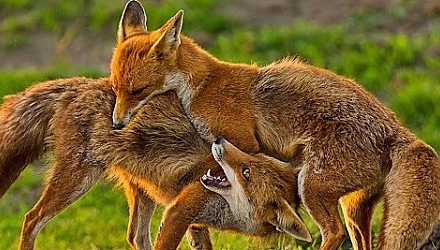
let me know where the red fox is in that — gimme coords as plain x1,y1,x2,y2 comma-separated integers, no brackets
110,1,440,249
0,77,311,250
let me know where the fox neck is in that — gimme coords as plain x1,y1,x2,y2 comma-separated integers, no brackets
163,38,212,104
164,37,258,137
165,37,258,109
222,185,257,231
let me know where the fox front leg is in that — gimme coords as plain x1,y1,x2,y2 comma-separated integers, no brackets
186,225,213,250
153,183,213,250
122,179,156,250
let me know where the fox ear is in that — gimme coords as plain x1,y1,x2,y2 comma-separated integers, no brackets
118,0,147,43
273,199,312,243
152,10,184,55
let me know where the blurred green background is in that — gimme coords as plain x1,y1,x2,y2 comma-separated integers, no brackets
0,0,439,249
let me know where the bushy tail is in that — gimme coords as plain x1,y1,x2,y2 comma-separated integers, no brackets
379,139,440,250
0,77,101,197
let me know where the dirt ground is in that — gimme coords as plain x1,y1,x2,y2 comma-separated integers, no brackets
227,0,437,24
0,0,439,74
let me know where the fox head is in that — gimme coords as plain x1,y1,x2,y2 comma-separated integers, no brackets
111,0,184,129
201,137,312,242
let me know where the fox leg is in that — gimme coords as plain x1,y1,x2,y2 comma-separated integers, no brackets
301,171,347,250
339,186,383,250
186,224,212,250
121,176,212,250
0,151,34,198
154,183,212,250
123,180,156,250
303,198,346,250
378,141,440,250
19,160,104,250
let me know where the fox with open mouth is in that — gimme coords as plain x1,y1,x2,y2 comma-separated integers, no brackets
202,136,309,240
109,1,440,249
0,77,310,250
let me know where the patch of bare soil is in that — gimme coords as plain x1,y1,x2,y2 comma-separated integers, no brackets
222,0,391,26
0,30,115,73
223,0,440,33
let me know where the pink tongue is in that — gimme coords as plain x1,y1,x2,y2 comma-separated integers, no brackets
219,181,231,187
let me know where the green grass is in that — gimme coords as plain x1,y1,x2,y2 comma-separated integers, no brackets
0,166,385,249
0,0,439,249
0,65,102,99
0,166,329,250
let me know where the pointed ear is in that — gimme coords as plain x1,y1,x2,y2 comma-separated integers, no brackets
272,199,312,243
152,10,184,56
118,0,147,43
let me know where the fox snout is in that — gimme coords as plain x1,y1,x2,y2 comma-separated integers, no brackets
112,91,144,129
113,122,125,130
212,136,225,161
214,136,225,145
112,104,132,130
112,110,130,129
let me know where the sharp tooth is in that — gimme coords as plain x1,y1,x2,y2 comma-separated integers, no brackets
207,169,212,177
202,175,207,180
222,178,226,182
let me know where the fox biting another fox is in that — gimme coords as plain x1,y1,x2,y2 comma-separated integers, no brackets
110,1,440,250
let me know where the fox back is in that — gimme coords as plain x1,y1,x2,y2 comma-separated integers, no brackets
0,77,109,197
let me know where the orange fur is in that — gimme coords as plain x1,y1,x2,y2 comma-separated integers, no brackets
0,77,309,250
110,2,440,250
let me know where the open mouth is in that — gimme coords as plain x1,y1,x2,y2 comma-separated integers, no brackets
201,169,231,189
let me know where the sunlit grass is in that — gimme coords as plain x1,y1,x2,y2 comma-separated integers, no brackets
0,0,437,249
1,166,386,250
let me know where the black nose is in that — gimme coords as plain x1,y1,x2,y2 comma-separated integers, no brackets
113,122,125,130
214,136,224,145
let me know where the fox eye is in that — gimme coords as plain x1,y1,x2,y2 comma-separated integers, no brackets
132,86,147,95
242,167,250,180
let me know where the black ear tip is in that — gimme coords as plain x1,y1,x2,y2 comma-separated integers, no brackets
126,0,141,7
125,0,144,13
175,10,184,19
